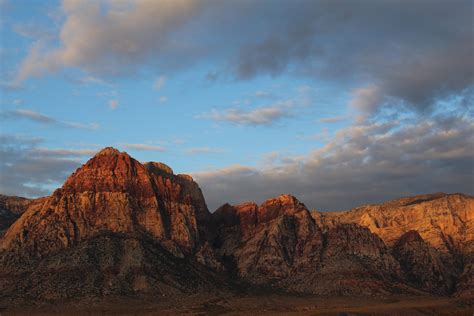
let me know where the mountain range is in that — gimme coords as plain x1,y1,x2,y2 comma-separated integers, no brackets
0,147,472,310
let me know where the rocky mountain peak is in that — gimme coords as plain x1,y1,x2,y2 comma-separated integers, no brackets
94,146,122,157
144,161,174,175
1,149,210,257
258,194,308,223
58,146,151,197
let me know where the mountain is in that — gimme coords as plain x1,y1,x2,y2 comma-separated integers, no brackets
0,194,32,237
0,148,225,302
0,147,473,306
319,193,474,252
314,192,474,296
211,194,404,295
1,147,211,257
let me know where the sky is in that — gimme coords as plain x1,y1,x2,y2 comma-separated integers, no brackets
0,0,473,212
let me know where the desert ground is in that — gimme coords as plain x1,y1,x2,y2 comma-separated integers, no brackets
2,293,473,316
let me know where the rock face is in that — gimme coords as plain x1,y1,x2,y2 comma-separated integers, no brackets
0,148,226,302
0,194,32,237
392,230,454,294
321,193,474,253
1,231,228,302
315,193,474,296
1,148,473,302
1,147,210,257
212,195,403,295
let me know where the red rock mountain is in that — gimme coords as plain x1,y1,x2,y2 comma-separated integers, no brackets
1,147,210,257
211,195,403,295
313,193,474,296
0,148,472,302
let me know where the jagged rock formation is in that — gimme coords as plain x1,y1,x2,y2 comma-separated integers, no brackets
320,193,474,253
0,194,32,237
211,195,403,295
0,148,228,302
392,230,454,294
1,147,210,257
0,148,472,303
315,193,474,296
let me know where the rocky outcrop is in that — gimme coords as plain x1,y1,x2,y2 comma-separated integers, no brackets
1,147,211,257
320,193,474,253
392,230,454,294
212,195,403,295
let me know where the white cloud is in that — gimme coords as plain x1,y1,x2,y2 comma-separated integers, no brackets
13,0,202,84
159,96,168,103
153,76,167,91
199,87,312,126
0,108,99,130
185,147,223,155
202,106,288,126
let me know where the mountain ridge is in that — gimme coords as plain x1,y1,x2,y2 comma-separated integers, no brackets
0,147,473,304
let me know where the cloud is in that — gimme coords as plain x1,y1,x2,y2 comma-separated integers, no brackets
3,109,56,124
199,87,312,126
109,99,119,109
201,106,289,126
153,76,166,91
185,147,223,155
13,0,204,83
159,96,168,103
0,108,99,130
194,110,474,212
11,1,472,116
350,85,384,113
0,135,89,197
30,148,97,157
121,143,166,152
319,116,346,123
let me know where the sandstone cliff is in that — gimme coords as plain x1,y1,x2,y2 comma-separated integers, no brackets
211,195,404,296
1,147,211,258
318,193,474,253
313,193,474,296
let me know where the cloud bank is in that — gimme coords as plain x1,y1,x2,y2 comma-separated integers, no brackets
12,0,473,115
194,110,474,211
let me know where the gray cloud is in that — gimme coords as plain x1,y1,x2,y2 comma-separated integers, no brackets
194,112,474,212
201,106,289,126
11,1,472,115
1,108,99,129
0,135,87,197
